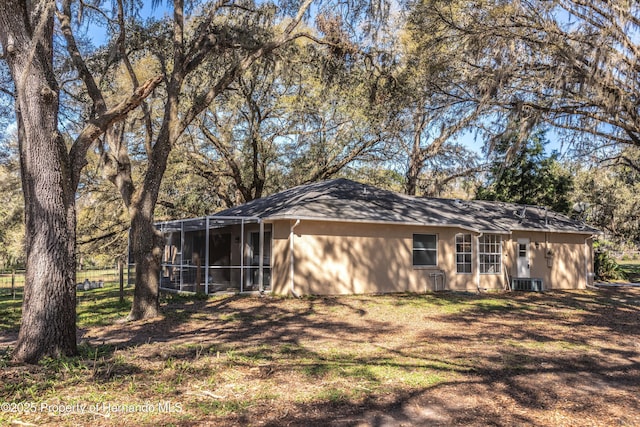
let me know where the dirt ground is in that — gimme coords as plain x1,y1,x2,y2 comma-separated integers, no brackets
1,287,639,426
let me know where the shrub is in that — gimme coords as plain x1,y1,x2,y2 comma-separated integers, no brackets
594,250,627,281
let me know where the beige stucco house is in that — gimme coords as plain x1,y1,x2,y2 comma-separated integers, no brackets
157,179,599,295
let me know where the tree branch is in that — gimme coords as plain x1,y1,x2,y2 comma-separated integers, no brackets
70,74,163,190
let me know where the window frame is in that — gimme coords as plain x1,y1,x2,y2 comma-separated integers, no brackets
412,234,438,267
455,233,472,274
518,243,527,258
479,234,502,274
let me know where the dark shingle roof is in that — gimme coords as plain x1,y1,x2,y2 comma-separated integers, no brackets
212,178,599,234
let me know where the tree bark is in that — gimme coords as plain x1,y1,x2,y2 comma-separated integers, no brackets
128,211,163,320
1,0,77,363
405,109,427,196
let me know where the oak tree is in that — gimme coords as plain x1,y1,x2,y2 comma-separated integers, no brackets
0,0,161,363
415,0,640,150
95,0,315,319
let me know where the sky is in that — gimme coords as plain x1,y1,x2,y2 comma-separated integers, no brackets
453,127,567,159
0,0,570,165
86,2,172,47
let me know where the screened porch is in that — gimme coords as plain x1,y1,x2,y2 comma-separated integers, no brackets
156,216,272,294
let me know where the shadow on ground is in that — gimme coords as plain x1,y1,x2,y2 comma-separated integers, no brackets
1,287,638,426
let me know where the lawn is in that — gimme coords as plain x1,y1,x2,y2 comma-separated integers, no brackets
0,285,639,426
619,261,640,282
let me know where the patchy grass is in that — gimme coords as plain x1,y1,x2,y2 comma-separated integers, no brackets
0,296,22,332
619,261,640,282
0,286,639,426
0,282,131,331
76,285,132,326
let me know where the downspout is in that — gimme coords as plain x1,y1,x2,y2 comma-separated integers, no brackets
205,217,210,295
585,235,596,289
290,219,301,297
258,220,264,294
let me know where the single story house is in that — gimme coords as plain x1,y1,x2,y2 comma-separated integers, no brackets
156,178,599,295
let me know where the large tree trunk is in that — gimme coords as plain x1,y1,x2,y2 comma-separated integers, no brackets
13,125,77,363
1,0,77,363
405,147,422,196
128,211,163,320
404,109,428,196
126,87,176,320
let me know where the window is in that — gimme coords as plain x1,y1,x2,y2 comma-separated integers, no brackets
518,243,527,258
413,234,437,266
479,234,502,274
456,234,472,274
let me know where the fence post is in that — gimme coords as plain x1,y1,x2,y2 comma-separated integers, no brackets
11,270,15,299
119,258,124,303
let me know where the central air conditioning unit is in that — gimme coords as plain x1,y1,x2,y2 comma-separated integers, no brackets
511,278,544,292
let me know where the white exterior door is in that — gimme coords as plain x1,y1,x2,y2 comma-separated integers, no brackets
517,238,530,278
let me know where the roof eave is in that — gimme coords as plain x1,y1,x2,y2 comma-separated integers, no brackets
262,215,485,233
508,226,602,235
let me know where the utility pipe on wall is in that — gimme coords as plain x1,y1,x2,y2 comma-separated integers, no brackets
290,219,301,297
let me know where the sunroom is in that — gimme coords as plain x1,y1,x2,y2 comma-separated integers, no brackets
156,216,272,294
